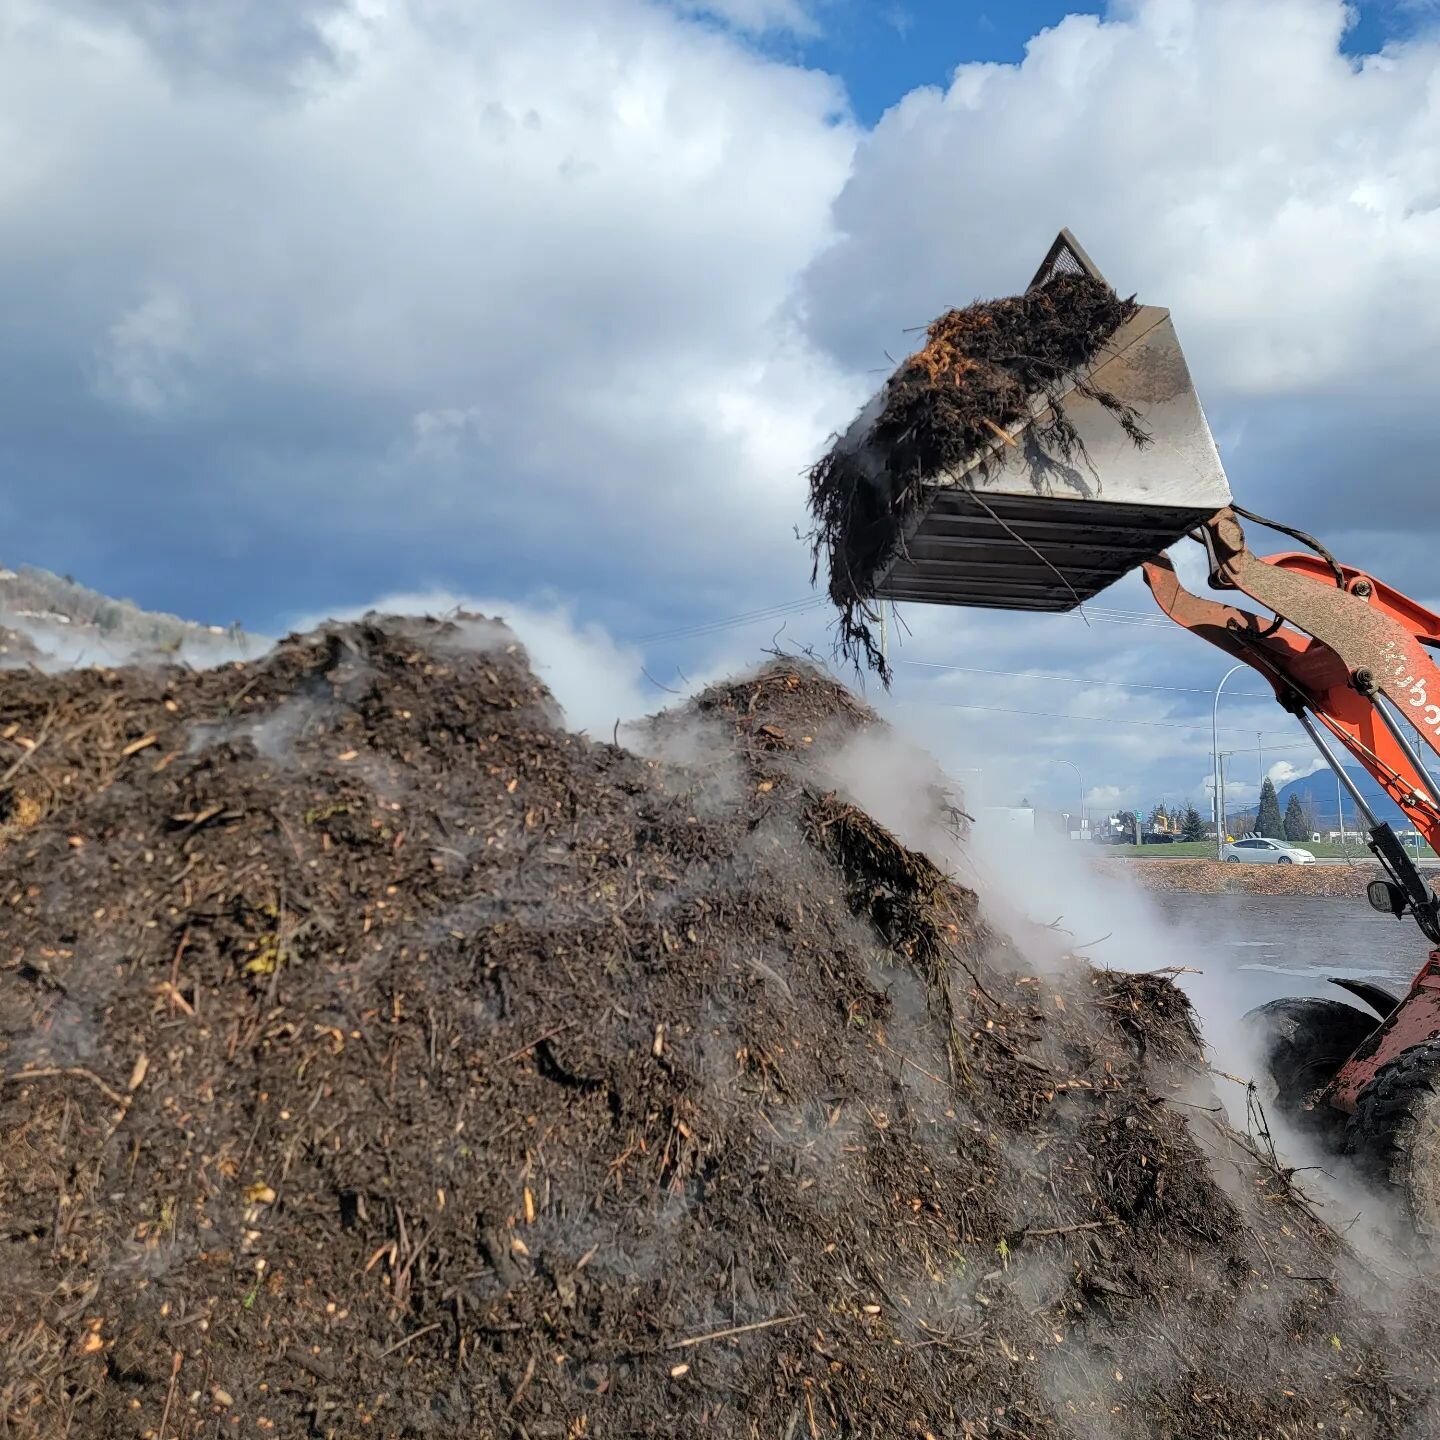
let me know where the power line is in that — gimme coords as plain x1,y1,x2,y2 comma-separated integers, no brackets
638,597,823,645
898,659,1273,700
635,589,1224,654
897,696,1304,739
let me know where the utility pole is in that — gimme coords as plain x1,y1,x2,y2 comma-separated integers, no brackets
1051,758,1084,840
1212,664,1246,860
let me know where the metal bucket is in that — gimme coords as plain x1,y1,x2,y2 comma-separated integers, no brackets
867,231,1231,612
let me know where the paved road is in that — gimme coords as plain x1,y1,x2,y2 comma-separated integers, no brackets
1149,890,1420,1014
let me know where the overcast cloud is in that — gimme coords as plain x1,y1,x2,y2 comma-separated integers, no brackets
5,0,1440,819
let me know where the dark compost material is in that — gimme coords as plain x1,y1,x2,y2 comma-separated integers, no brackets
807,273,1149,677
2,619,1438,1438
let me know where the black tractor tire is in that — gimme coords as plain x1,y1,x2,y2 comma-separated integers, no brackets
1242,996,1377,1142
1344,1039,1440,1237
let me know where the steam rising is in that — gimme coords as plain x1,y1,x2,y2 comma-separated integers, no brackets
824,717,1422,1272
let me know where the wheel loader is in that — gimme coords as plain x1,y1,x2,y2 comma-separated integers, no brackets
833,229,1440,1231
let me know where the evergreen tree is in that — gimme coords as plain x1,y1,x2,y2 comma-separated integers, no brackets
1181,802,1206,841
1257,778,1284,838
1148,802,1169,831
1283,793,1313,842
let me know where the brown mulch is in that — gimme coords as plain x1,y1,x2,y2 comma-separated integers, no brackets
1119,858,1405,899
807,273,1148,678
2,619,1438,1438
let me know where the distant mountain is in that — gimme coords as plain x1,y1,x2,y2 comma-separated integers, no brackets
0,564,259,668
1274,765,1415,834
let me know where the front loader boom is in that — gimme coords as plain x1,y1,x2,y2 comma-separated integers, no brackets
1144,507,1440,1113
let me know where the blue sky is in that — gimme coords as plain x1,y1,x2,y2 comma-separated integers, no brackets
765,1,1084,121
758,1,1426,124
6,0,1440,819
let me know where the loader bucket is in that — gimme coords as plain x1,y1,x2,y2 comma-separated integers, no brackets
864,230,1232,612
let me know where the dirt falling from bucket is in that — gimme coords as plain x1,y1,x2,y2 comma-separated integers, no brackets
807,272,1149,678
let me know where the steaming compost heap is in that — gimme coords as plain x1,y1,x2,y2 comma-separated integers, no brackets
3,618,1439,1438
808,272,1148,675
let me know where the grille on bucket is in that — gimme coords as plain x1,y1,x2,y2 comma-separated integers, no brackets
1029,229,1103,291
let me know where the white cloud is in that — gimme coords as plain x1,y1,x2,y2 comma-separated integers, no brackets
93,286,200,418
1268,756,1328,790
2,0,857,585
803,0,1440,404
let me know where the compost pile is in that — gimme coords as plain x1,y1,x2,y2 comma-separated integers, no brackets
3,618,1439,1439
808,272,1148,676
0,625,42,666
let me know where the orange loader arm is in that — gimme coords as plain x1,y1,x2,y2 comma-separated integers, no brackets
1142,506,1440,1112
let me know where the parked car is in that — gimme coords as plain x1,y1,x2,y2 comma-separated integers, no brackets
1224,837,1316,865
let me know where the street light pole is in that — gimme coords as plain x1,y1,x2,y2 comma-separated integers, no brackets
1052,759,1084,839
1212,664,1247,860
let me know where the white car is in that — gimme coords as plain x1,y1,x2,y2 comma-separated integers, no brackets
1224,837,1316,865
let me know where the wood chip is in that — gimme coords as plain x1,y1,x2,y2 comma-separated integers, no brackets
121,735,158,757
127,1054,150,1092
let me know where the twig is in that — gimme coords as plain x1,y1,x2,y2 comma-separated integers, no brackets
503,1356,537,1417
379,1322,442,1358
0,705,56,786
158,1351,182,1440
497,1023,576,1066
225,674,267,714
966,489,1090,623
2,1067,128,1108
874,1036,947,1088
897,1053,948,1088
667,1314,804,1350
1021,1219,1119,1239
640,667,681,696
